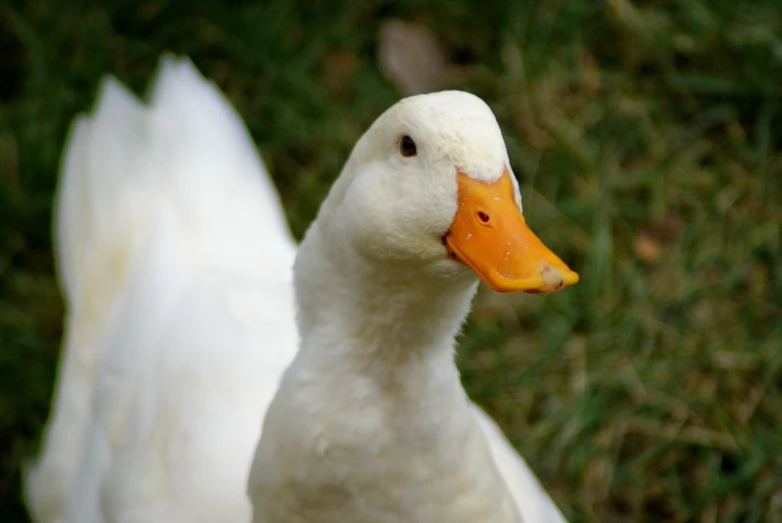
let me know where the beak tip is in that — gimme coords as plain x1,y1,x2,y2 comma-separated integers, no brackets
537,262,579,293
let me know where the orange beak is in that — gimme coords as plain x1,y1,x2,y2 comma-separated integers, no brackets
444,170,579,294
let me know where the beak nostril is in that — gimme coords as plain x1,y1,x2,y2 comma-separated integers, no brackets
477,211,490,223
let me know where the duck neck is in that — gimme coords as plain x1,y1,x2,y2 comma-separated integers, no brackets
293,223,478,386
261,223,522,523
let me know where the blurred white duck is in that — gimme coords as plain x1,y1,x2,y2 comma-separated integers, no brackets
26,55,577,523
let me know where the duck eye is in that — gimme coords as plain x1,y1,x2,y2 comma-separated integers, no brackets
399,135,417,157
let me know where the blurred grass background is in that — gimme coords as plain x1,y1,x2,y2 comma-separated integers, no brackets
2,0,781,521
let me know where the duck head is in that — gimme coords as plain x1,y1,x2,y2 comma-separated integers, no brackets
317,90,578,294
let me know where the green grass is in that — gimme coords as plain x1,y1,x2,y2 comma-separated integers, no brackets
2,1,781,521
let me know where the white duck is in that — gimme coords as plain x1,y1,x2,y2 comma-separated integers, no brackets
26,55,577,523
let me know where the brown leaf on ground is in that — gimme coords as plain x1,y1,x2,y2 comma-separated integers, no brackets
378,19,450,95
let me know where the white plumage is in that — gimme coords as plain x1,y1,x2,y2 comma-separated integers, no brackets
26,55,569,523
